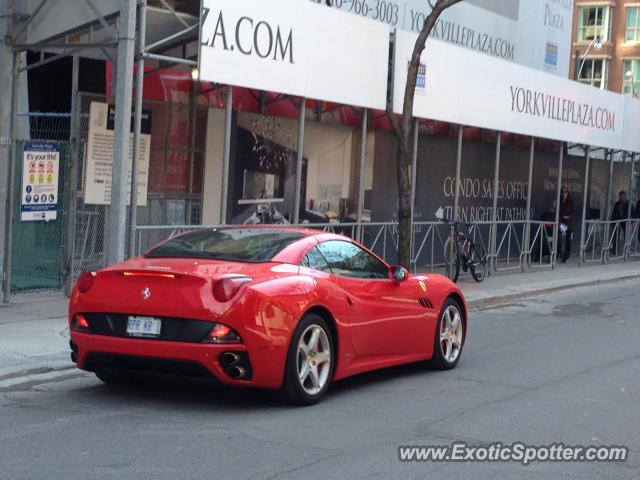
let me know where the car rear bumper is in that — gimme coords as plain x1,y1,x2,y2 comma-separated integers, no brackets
70,332,279,389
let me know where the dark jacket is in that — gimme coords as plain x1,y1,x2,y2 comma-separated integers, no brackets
559,196,573,230
612,200,629,221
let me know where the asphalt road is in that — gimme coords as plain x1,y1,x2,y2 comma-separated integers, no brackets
1,280,639,480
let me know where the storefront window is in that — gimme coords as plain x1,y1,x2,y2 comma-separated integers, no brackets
577,58,608,90
577,5,612,42
226,102,363,229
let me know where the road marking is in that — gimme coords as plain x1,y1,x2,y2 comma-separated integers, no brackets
0,367,86,391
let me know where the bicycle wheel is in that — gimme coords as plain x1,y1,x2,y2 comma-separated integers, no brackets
443,237,461,282
468,243,487,282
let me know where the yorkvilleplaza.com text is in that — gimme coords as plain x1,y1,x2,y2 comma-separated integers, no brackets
398,442,629,466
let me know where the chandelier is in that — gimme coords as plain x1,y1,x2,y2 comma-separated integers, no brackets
249,116,296,171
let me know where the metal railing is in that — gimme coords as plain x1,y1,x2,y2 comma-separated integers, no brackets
606,220,627,262
627,222,640,259
134,217,639,277
492,221,526,272
581,220,607,264
526,221,555,269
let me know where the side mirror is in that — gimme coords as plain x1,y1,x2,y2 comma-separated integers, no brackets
391,266,409,282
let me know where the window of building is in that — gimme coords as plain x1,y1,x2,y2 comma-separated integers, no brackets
577,5,612,42
577,58,608,89
622,60,640,96
627,7,640,42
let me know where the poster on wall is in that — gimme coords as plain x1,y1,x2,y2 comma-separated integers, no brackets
21,142,60,222
84,102,151,206
314,0,574,77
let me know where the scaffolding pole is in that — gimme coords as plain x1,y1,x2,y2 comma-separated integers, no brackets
293,99,306,224
490,132,502,273
356,108,368,242
107,0,137,265
128,0,147,258
220,86,232,224
579,146,591,266
552,143,564,267
1,52,19,304
64,55,80,293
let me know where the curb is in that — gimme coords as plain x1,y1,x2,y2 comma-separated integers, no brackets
466,273,640,310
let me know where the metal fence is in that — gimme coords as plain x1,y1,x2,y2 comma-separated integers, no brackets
134,219,561,278
134,214,640,278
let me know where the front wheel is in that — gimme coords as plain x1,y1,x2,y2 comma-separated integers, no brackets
281,314,335,406
430,299,465,370
468,244,487,282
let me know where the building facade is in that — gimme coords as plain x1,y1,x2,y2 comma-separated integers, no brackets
570,0,640,95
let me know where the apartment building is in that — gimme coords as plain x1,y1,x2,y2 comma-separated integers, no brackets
570,0,640,95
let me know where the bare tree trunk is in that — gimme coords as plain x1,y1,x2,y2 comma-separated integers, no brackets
386,0,463,268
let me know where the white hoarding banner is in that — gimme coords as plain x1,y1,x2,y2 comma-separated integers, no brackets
622,97,640,153
21,143,60,222
84,102,150,206
200,0,389,110
316,0,573,77
392,30,636,151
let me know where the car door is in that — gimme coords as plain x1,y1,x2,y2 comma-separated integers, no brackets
315,240,430,356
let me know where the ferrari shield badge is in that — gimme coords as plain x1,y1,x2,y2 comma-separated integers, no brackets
141,287,151,300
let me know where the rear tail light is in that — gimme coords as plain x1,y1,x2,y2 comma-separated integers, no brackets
203,323,242,344
212,276,252,302
76,272,96,293
72,314,91,333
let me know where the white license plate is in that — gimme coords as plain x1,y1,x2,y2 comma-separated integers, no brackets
126,316,162,338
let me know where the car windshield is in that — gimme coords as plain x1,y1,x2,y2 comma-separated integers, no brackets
144,228,304,262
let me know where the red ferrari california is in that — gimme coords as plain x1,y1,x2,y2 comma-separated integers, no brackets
69,227,467,405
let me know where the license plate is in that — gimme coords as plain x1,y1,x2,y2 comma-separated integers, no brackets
126,316,162,338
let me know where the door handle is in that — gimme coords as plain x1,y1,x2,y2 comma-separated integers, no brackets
346,297,353,306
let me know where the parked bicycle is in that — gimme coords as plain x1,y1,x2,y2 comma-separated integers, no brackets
441,218,487,283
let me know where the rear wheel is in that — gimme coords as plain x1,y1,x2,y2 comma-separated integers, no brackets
430,299,465,370
281,314,335,406
468,243,487,282
443,238,461,283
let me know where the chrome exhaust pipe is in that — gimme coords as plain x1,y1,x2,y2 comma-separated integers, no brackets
220,352,240,366
228,366,246,379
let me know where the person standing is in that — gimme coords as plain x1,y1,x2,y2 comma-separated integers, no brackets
559,187,573,263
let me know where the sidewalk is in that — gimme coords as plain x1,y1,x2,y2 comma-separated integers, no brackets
1,260,639,385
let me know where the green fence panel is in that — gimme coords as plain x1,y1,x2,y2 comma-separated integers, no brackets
11,141,68,293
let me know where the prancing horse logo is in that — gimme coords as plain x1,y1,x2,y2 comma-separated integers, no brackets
141,287,151,300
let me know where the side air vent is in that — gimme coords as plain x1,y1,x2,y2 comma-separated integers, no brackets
418,298,434,309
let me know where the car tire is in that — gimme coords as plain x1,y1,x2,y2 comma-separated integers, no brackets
94,370,133,387
281,314,335,406
429,299,465,370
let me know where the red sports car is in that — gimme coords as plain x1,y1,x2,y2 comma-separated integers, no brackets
69,227,467,405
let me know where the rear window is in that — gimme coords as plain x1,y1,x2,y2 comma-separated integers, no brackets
144,228,304,262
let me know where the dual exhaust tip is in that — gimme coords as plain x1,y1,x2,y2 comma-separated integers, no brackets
220,351,247,379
